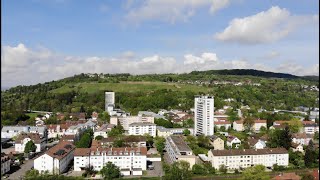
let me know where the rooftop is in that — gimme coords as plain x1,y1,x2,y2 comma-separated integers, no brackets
210,148,288,156
46,141,75,160
168,136,192,152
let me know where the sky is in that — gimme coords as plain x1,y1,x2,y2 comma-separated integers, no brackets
1,0,319,88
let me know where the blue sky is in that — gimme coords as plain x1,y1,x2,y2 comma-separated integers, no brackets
1,0,319,87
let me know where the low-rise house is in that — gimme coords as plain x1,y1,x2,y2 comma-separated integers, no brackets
47,124,70,139
247,137,266,149
73,147,147,176
15,133,46,153
34,141,75,174
253,120,267,132
227,136,241,148
302,121,319,134
215,120,231,131
110,115,155,131
208,148,289,170
92,111,99,121
292,133,313,146
271,172,301,180
157,126,194,137
233,120,244,131
165,136,196,168
1,153,11,175
94,124,111,138
209,136,224,150
128,122,156,137
59,134,77,143
291,143,304,153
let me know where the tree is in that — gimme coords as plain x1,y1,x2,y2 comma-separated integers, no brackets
24,140,37,153
281,125,292,150
100,162,121,180
192,164,207,175
288,118,303,133
113,139,124,147
219,126,226,132
218,164,228,174
183,129,191,136
154,137,166,155
241,165,269,180
108,124,124,137
243,116,254,131
304,140,315,168
164,161,192,180
25,169,40,179
99,112,110,123
95,135,103,140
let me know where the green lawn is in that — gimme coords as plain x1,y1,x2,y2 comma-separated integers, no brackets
25,113,39,119
50,81,211,94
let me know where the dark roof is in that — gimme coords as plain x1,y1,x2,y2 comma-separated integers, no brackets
210,148,288,156
169,136,192,152
46,141,75,160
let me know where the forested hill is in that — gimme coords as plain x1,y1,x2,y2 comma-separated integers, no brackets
191,69,300,79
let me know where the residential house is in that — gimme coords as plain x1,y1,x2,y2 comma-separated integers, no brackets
156,126,194,137
1,126,47,139
292,133,313,146
94,124,111,138
215,120,231,131
233,120,244,131
47,124,70,139
92,111,99,121
208,148,289,170
209,136,224,150
302,121,319,134
92,136,147,148
33,141,75,174
291,143,304,153
253,120,267,132
247,137,266,149
110,115,154,131
15,133,46,153
227,136,241,148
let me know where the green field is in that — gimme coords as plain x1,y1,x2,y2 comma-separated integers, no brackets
25,113,39,118
50,81,211,94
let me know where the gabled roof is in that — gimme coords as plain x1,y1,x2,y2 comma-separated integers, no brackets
45,141,75,160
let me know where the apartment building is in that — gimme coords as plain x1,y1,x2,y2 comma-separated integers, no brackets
302,121,319,134
34,141,75,174
165,136,196,168
74,147,147,176
194,95,214,136
105,92,115,112
92,136,147,148
128,122,156,137
214,120,231,131
157,126,194,137
292,133,313,146
208,148,289,170
93,124,114,138
1,126,47,139
15,133,46,153
110,116,154,131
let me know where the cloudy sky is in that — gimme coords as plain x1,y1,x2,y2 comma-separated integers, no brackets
2,0,319,88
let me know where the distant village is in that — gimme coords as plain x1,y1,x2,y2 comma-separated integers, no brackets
1,92,319,179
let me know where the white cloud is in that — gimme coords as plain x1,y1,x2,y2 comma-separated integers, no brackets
1,43,318,87
215,6,317,44
125,0,230,24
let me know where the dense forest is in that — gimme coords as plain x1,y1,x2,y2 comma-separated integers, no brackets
1,69,319,125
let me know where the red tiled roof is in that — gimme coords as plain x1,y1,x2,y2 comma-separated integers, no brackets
74,148,91,156
215,120,231,125
271,172,301,180
15,133,42,144
254,120,267,123
46,141,75,160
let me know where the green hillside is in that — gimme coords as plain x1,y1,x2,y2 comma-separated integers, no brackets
1,69,319,126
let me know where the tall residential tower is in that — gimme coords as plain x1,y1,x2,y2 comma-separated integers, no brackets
105,92,115,112
194,95,214,136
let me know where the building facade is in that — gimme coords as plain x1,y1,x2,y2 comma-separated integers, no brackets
1,126,47,139
128,122,156,137
165,136,196,168
15,133,46,153
105,92,115,111
208,148,289,170
194,95,214,136
73,147,147,176
34,141,75,174
157,126,194,137
110,116,154,131
1,154,11,175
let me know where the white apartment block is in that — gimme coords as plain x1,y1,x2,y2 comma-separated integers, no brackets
208,148,289,170
14,133,46,153
194,95,214,136
34,141,75,174
214,120,231,131
165,136,196,168
74,147,147,176
292,133,313,146
157,126,194,137
302,121,319,134
128,122,156,137
1,126,47,139
47,124,69,139
1,154,10,175
233,120,244,131
110,116,154,131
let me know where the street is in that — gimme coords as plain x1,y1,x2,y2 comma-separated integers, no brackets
6,158,34,180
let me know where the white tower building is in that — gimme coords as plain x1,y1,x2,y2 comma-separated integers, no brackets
194,95,214,136
105,92,115,111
